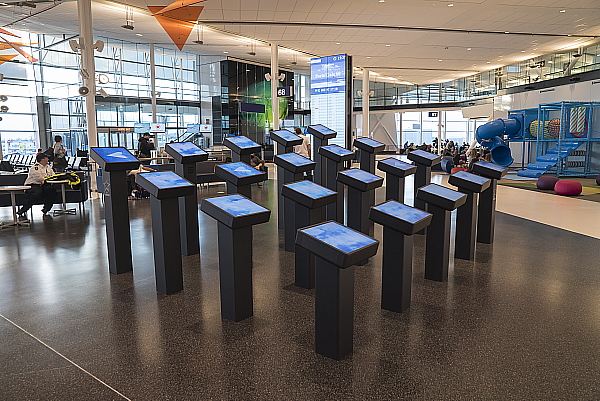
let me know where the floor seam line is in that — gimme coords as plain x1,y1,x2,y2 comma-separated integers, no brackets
0,313,132,401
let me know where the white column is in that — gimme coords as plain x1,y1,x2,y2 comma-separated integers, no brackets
362,69,369,137
437,111,443,154
270,43,279,131
150,43,157,123
77,0,97,148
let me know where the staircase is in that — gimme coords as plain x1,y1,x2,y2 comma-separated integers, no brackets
517,142,581,178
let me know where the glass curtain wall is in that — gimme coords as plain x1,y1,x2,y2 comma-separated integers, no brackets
398,110,488,146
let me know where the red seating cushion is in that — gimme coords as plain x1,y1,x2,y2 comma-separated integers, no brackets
450,167,467,174
536,175,559,190
596,174,600,186
554,180,582,196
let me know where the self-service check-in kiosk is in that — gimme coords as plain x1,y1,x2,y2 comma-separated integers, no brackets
377,158,417,203
136,171,195,294
201,194,271,322
281,180,336,289
223,135,262,164
416,184,466,282
165,142,208,256
274,153,316,251
296,221,379,360
215,162,266,199
471,161,508,245
369,201,432,312
448,171,491,260
307,124,337,186
270,129,303,229
90,147,140,275
407,150,442,212
319,145,355,222
337,168,384,236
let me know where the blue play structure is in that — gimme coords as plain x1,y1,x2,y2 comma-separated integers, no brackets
475,118,519,167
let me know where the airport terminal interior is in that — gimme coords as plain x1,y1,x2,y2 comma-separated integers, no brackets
0,0,600,399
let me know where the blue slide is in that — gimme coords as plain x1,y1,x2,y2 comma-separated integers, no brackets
475,118,520,167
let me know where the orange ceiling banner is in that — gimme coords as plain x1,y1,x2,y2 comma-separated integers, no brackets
0,36,37,63
0,54,17,64
148,5,204,51
153,0,206,16
0,28,19,38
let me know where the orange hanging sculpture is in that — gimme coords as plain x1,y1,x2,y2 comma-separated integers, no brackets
148,3,204,51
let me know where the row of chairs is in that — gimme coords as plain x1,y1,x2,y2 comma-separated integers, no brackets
2,154,88,171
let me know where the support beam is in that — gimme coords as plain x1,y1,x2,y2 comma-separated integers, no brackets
150,43,157,123
77,0,97,148
271,43,279,131
362,68,369,137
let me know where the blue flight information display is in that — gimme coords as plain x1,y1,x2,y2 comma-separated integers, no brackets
310,54,348,148
219,162,262,178
134,123,150,133
276,153,313,167
286,180,335,200
187,124,200,133
168,142,207,157
372,201,430,225
140,171,192,190
340,168,381,184
301,221,377,255
225,136,260,149
321,144,353,157
91,147,138,163
205,194,268,218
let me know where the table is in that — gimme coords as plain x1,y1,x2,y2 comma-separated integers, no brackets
48,180,76,216
0,185,31,229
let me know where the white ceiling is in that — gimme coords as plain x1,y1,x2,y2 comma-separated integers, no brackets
0,0,598,84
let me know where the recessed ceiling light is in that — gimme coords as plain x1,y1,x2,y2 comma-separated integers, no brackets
379,0,384,2
336,42,341,45
560,9,566,12
438,59,443,61
223,51,228,54
385,44,390,46
367,56,371,58
447,3,454,6
504,31,509,34
467,48,472,50
521,50,526,52
487,61,491,63
136,33,143,36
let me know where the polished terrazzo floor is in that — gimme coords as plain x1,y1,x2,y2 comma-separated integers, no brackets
1,173,600,400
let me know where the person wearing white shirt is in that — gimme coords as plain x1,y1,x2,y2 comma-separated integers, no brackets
17,153,57,219
293,127,311,158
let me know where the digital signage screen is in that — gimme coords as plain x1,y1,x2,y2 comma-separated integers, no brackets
141,171,192,190
187,124,200,133
310,54,350,148
91,147,138,164
134,123,151,134
205,194,269,218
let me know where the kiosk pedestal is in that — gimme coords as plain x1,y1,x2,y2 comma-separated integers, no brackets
416,184,467,282
369,201,432,312
281,180,336,288
307,124,337,186
90,147,140,275
337,168,383,236
274,153,316,251
223,135,262,165
448,170,491,260
296,221,379,360
377,157,417,203
270,129,303,230
201,195,271,322
407,150,442,212
319,145,355,222
354,138,385,231
165,142,208,256
136,171,195,294
472,161,508,244
215,162,266,199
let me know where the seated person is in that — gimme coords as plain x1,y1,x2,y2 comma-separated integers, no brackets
16,153,58,219
249,153,266,187
126,165,156,199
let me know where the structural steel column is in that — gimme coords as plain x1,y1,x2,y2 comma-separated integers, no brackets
362,69,369,137
77,0,97,147
150,43,157,123
271,43,279,131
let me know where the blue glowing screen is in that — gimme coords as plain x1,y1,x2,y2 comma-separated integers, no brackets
219,162,262,178
475,161,506,173
373,201,430,224
321,145,353,156
355,137,383,148
422,184,465,202
453,170,490,185
301,222,377,254
340,168,382,183
225,136,260,149
168,142,207,157
380,158,414,171
271,130,300,142
411,150,439,160
285,180,335,199
205,194,268,217
141,171,192,189
310,124,336,136
92,147,138,163
277,153,314,167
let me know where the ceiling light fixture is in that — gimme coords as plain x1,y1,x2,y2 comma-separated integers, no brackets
560,9,566,13
386,44,390,47
121,6,134,30
378,0,385,3
366,56,371,58
447,3,454,6
336,42,341,45
223,51,228,54
438,59,443,61
136,33,142,36
467,48,471,50
193,23,204,45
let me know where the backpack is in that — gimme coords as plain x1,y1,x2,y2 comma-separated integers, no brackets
44,147,55,162
45,172,81,190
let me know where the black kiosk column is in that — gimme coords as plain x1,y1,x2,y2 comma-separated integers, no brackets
416,184,466,282
307,124,337,185
165,142,208,256
201,194,271,322
136,171,195,295
223,135,262,164
319,145,355,222
281,180,336,289
337,168,383,236
407,150,442,211
472,161,508,244
270,129,303,229
273,153,316,251
354,137,385,174
377,158,417,203
369,201,432,312
296,221,379,360
448,171,491,260
90,147,140,274
215,162,266,199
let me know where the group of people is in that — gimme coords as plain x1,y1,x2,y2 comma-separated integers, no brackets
403,138,492,171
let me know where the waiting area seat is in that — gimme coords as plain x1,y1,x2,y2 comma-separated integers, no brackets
0,171,88,208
